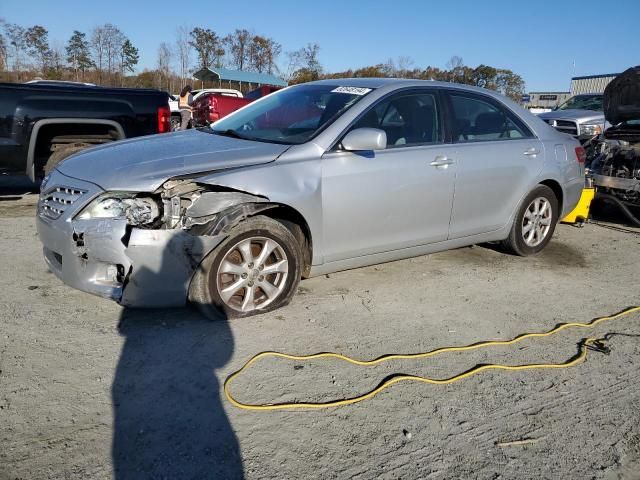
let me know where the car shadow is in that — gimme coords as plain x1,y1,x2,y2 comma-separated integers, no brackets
0,175,39,196
111,235,244,479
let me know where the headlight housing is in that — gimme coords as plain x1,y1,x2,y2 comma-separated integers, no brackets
77,193,161,226
580,124,602,136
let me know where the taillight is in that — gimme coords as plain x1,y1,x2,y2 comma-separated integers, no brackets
575,146,586,164
157,105,171,133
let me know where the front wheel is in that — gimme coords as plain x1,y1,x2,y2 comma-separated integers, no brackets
502,185,559,256
189,216,302,320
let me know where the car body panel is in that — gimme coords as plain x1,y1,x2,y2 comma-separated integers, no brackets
448,138,546,238
321,144,456,262
56,129,290,191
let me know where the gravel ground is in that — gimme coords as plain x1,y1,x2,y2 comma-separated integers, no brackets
1,188,640,480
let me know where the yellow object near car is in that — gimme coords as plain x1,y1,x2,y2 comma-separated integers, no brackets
562,187,595,224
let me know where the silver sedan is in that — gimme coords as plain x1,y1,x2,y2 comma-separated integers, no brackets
36,79,585,318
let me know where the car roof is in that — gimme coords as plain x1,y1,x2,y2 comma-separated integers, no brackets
305,77,517,99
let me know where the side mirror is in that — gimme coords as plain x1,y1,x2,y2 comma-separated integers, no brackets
341,128,387,151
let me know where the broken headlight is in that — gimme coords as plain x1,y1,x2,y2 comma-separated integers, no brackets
77,193,161,226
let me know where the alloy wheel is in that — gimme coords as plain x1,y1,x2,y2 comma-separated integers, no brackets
216,236,289,313
522,197,552,247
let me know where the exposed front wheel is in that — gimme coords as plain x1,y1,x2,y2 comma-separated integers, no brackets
189,216,302,319
502,185,559,256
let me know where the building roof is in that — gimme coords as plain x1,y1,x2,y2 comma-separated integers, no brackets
193,67,288,87
571,73,620,81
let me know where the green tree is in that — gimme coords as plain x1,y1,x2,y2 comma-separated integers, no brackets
470,64,498,89
66,30,94,81
189,27,224,70
353,64,389,78
495,69,525,101
24,25,52,74
120,38,138,75
224,29,251,70
247,35,281,74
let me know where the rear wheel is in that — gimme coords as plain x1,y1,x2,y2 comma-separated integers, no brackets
170,114,181,131
502,185,559,256
189,216,302,320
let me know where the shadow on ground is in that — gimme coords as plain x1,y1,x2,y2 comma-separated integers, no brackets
0,175,39,196
112,306,243,479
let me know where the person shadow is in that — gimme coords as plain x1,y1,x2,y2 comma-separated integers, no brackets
111,233,244,479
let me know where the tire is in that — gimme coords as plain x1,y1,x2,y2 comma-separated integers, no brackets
44,143,90,175
170,115,181,132
501,185,559,256
189,215,303,320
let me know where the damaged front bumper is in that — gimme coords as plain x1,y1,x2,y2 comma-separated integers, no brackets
36,171,225,307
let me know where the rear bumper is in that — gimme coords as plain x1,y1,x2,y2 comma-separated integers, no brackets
561,176,586,219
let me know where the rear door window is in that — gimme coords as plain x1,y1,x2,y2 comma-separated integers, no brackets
448,92,533,142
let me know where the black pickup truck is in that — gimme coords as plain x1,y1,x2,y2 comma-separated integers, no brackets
0,81,171,181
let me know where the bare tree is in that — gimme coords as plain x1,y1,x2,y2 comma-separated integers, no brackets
157,42,172,90
104,24,125,77
0,30,6,73
446,55,465,82
90,25,107,82
4,23,27,75
48,41,65,79
396,56,414,73
175,25,191,86
91,24,125,85
285,43,321,81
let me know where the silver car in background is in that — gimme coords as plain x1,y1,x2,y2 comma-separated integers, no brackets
36,79,584,319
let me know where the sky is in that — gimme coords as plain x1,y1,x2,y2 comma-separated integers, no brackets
1,0,639,92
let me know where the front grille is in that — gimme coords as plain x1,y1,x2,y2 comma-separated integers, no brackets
544,119,578,136
39,186,86,220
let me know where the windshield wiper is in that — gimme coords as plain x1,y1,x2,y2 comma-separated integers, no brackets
212,129,250,140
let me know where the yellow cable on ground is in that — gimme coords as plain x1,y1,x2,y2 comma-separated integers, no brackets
224,306,640,411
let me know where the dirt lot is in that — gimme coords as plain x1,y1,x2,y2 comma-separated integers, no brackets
1,186,640,480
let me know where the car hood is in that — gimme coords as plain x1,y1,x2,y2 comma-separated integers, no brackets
537,109,604,123
57,129,290,192
604,66,640,125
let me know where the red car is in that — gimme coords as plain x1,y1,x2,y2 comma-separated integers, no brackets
192,86,283,126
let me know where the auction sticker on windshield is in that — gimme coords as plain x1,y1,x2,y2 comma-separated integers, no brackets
331,86,372,95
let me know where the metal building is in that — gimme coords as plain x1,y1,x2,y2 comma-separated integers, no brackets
192,67,288,90
522,92,571,109
570,73,620,95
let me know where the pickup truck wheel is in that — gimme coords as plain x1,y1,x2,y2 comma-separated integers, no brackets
501,185,559,256
170,115,181,131
189,215,302,320
44,143,90,174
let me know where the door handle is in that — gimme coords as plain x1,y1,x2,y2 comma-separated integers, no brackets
430,156,455,168
523,148,540,157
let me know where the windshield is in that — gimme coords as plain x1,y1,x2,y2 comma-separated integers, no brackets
556,94,603,111
210,84,373,144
